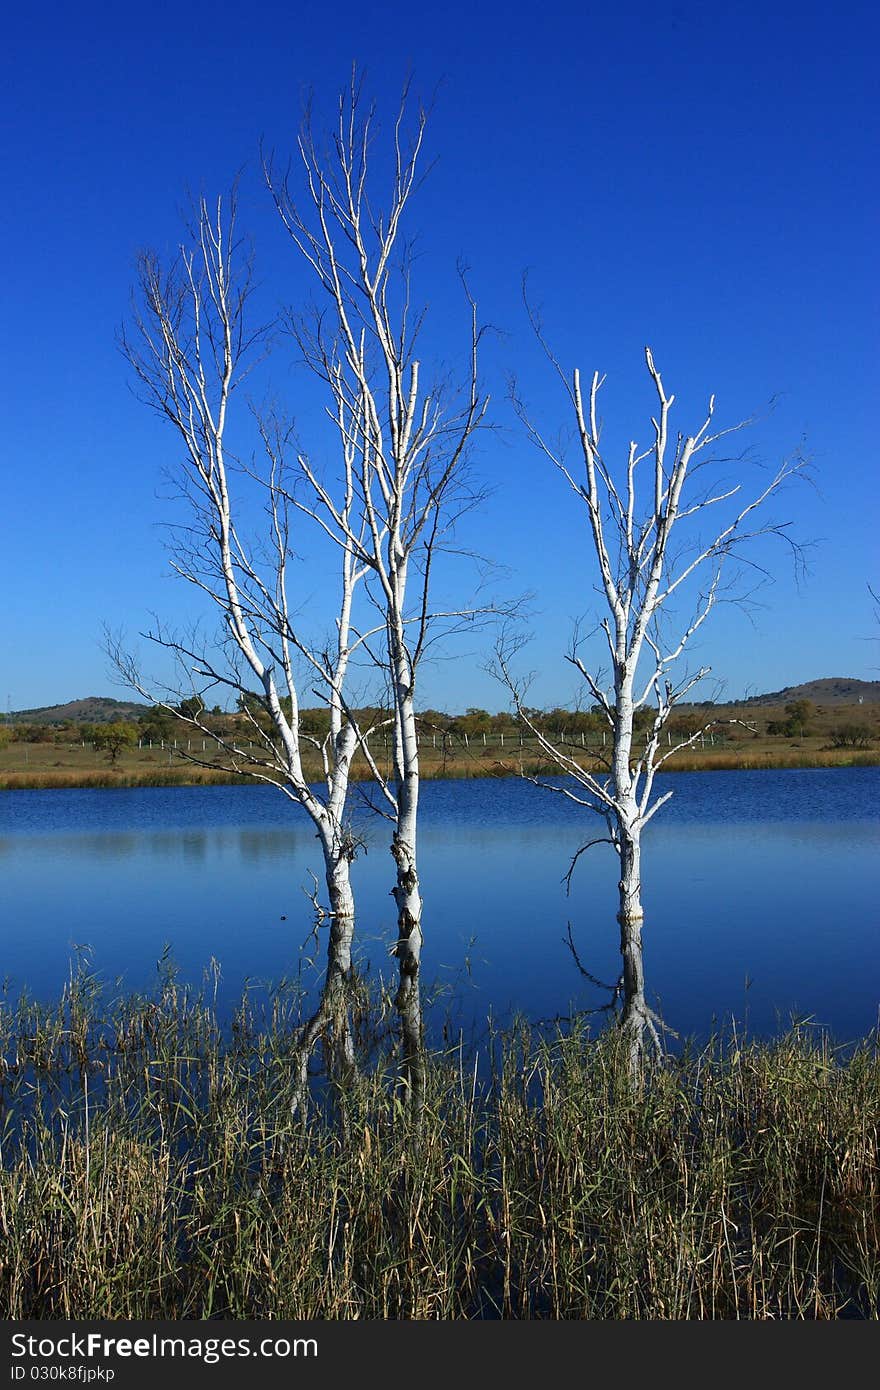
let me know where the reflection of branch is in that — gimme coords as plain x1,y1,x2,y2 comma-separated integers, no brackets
299,871,326,964
561,922,623,1016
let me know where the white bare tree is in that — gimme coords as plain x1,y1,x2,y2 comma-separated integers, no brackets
504,343,805,1076
117,192,379,1113
265,77,489,1108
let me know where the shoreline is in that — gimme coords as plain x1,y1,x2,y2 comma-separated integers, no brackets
2,747,878,791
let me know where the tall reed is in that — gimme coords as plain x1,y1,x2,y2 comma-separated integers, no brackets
1,974,877,1318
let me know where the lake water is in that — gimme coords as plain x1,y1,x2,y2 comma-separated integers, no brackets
1,768,878,1043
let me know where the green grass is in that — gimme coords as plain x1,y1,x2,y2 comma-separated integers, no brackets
1,971,877,1319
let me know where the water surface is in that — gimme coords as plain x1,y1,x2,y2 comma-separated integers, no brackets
1,769,877,1042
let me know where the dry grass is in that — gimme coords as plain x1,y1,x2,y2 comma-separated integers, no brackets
1,734,877,790
1,972,877,1319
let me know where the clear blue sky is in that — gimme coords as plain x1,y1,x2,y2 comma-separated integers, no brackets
3,1,877,714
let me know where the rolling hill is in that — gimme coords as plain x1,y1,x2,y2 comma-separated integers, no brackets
5,677,879,726
737,678,880,707
6,697,151,725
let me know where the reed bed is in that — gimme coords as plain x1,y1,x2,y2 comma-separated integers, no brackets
0,768,255,790
2,745,877,790
0,973,877,1319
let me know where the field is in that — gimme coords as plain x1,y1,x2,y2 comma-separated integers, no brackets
1,698,877,790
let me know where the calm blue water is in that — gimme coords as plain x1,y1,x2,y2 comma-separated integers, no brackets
1,769,878,1042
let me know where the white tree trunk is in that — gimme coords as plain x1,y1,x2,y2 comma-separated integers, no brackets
324,849,357,1071
391,687,425,1110
290,836,357,1116
616,817,647,1078
612,675,650,1077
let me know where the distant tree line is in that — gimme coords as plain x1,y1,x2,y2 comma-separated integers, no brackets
0,697,876,754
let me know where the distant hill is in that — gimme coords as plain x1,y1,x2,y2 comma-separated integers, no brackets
738,678,880,707
6,697,151,726
5,679,879,726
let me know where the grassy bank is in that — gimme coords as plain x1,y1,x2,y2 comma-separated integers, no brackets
2,739,878,789
1,977,877,1318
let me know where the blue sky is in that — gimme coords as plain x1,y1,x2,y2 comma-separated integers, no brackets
2,1,877,714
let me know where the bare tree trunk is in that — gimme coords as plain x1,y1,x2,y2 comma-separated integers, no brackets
391,687,425,1112
616,820,647,1079
611,677,649,1076
291,845,357,1117
325,852,357,1075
